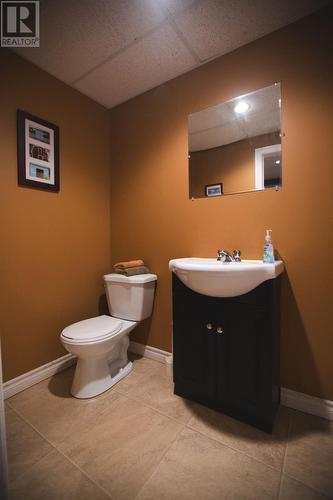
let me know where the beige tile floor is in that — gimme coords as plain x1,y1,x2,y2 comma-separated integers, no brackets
6,354,333,500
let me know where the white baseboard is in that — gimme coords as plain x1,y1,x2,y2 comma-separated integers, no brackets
3,343,169,400
4,353,76,400
281,387,333,421
3,343,333,422
129,341,333,421
129,341,172,364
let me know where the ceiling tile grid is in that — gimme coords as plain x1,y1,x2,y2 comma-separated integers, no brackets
189,83,281,151
74,22,197,108
172,0,330,63
11,0,329,108
13,0,168,83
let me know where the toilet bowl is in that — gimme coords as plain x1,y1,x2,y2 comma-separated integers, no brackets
60,273,157,398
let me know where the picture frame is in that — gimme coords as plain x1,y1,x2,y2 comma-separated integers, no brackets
17,110,60,192
205,183,223,197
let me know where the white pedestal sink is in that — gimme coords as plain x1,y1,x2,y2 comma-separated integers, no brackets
169,258,284,297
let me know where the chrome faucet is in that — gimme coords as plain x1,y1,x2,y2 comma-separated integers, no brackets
232,249,242,262
217,249,241,262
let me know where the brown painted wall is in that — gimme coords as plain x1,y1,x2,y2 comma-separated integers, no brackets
0,49,111,381
109,9,333,400
190,133,280,197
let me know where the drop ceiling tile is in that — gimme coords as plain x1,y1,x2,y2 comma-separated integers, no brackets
189,122,246,151
241,113,281,138
189,102,235,134
229,84,281,117
174,0,330,62
189,83,280,135
10,0,328,109
74,23,197,108
13,0,166,83
158,0,198,16
189,83,281,149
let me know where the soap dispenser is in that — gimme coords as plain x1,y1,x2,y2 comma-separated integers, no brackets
263,229,275,263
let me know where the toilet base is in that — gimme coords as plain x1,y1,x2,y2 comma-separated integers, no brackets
71,359,133,399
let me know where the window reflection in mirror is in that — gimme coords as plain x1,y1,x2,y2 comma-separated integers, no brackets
188,83,282,198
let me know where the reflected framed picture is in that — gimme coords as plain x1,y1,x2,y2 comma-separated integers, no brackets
17,110,59,192
205,183,223,197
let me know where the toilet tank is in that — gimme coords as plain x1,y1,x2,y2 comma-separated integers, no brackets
103,273,157,321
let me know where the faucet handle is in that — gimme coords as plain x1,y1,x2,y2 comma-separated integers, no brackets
217,249,226,262
232,249,241,262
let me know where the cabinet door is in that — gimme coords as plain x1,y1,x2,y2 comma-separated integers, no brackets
172,277,216,402
215,306,270,416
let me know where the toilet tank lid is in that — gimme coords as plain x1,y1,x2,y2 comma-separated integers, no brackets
103,273,157,284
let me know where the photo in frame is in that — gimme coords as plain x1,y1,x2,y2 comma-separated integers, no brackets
17,110,59,192
205,183,223,197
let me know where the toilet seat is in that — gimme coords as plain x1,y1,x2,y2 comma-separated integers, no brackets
61,315,122,344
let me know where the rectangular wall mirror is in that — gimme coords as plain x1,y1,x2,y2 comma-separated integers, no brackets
188,83,282,198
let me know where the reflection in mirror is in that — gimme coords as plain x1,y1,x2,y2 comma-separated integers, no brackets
188,83,282,198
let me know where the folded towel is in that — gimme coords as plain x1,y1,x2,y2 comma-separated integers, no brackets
115,266,150,277
113,259,144,269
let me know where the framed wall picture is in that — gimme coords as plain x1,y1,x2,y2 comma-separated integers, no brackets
205,183,223,197
17,110,59,192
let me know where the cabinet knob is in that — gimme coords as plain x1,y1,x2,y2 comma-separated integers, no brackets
217,327,224,334
206,323,213,331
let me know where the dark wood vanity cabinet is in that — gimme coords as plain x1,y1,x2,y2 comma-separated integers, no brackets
172,274,281,432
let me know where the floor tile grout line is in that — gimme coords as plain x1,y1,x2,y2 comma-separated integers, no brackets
114,381,285,475
185,420,284,475
8,394,331,500
276,409,293,500
132,422,185,500
7,394,283,499
274,410,333,500
112,386,193,427
5,423,57,487
281,472,332,499
279,409,332,498
11,448,64,487
7,379,185,500
6,402,116,500
7,365,307,498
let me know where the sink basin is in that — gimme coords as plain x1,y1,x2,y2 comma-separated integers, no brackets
169,258,284,297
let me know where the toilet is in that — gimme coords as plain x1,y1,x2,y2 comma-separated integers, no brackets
60,273,157,398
